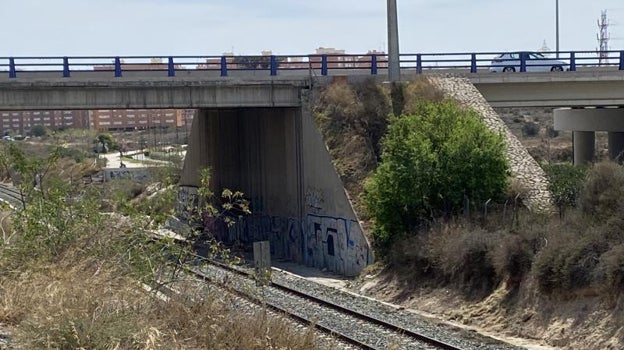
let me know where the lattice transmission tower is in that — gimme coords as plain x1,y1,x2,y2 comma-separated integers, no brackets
597,10,610,66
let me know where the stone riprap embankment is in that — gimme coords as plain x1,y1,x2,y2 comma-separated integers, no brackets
430,76,554,213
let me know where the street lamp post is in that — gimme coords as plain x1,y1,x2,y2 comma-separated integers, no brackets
387,0,400,82
555,0,560,58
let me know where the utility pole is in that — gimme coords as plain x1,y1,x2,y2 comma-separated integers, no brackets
555,0,560,58
387,0,400,82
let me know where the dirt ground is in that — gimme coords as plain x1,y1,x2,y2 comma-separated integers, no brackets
352,267,624,350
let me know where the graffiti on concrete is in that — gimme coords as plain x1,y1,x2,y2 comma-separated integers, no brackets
304,214,369,276
103,168,148,182
305,188,324,212
222,212,370,276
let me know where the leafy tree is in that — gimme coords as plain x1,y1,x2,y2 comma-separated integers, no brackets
94,133,119,153
542,162,587,218
30,124,49,137
365,100,509,247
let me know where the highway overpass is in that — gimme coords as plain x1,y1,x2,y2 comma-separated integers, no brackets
1,69,623,109
1,67,623,273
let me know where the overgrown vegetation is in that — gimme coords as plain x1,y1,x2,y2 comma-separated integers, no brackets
0,138,330,349
316,78,624,303
365,99,509,248
314,78,391,215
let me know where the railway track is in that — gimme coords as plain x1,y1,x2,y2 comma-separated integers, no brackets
151,228,521,350
0,183,23,208
186,258,466,350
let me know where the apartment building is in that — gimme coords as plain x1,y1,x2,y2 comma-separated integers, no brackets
0,109,195,135
0,110,89,135
89,109,195,131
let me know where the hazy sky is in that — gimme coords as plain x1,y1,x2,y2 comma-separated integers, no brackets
1,0,623,56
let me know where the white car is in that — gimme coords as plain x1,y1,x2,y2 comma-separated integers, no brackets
489,52,568,72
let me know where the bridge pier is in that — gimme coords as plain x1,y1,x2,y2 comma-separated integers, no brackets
554,108,624,164
573,131,595,165
608,132,624,161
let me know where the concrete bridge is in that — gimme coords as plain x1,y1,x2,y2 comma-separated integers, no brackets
0,75,374,276
1,69,624,274
1,69,624,109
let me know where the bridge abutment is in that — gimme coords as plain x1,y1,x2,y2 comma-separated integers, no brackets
178,102,372,276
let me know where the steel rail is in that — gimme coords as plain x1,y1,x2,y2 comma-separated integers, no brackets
186,257,463,350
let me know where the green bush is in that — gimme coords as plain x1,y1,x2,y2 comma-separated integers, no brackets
542,162,587,217
58,147,88,162
29,125,49,137
365,100,509,246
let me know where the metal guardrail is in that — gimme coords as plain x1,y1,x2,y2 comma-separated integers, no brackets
0,50,623,78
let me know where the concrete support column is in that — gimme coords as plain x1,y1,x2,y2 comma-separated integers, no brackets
608,132,624,161
573,131,595,165
180,108,211,187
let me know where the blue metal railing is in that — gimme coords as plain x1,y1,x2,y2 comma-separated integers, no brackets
1,50,624,79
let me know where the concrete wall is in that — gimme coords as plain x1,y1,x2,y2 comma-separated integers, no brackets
178,103,371,276
299,101,372,274
103,167,148,182
180,108,301,215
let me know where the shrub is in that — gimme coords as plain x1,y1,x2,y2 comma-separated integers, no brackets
365,99,509,247
593,244,624,291
533,230,610,294
542,162,587,217
314,81,390,216
522,122,540,137
402,77,445,115
315,82,361,133
352,79,391,160
491,233,537,288
30,125,48,137
427,225,498,297
580,161,624,221
386,231,436,280
57,146,87,162
545,125,559,138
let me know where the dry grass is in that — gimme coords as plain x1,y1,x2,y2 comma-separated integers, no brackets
402,76,446,115
0,258,330,349
314,79,389,218
0,213,331,349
